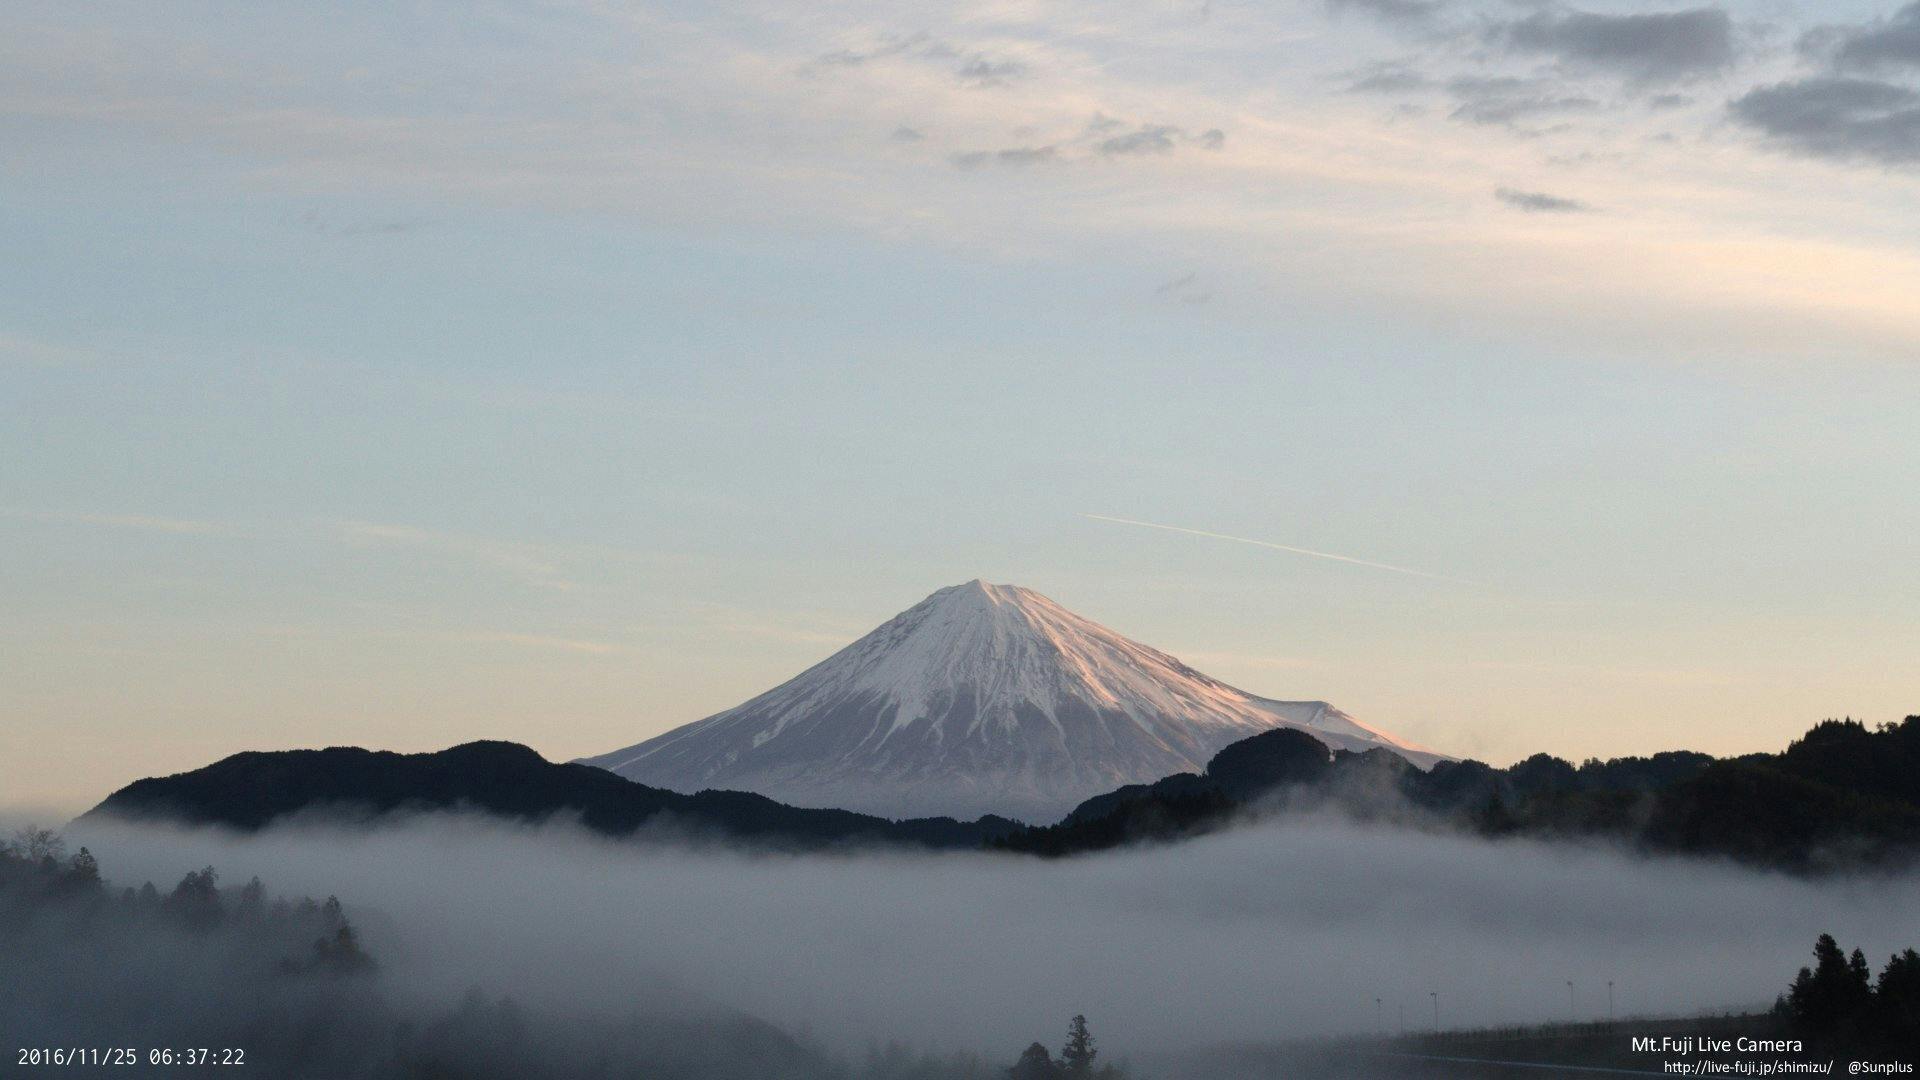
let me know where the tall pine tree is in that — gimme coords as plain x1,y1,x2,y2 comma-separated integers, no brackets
1061,1015,1097,1074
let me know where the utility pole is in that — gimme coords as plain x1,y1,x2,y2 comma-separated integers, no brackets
1608,980,1615,1022
1375,997,1383,1037
1567,980,1576,1023
1430,991,1438,1031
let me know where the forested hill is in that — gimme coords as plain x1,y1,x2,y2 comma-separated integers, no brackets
81,741,1022,849
995,716,1920,872
79,718,1920,870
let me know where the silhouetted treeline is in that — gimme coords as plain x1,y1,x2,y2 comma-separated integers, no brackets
996,716,1920,872
1776,933,1920,1053
79,718,1920,874
83,741,1022,850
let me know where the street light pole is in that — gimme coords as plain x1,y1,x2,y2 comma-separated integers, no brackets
1430,991,1438,1031
1608,980,1615,1022
1567,980,1576,1023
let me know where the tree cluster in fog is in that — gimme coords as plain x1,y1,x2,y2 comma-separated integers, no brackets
1004,1015,1127,1080
0,827,1122,1079
1777,933,1920,1052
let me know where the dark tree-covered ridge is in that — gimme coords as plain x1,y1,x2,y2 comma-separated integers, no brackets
996,716,1920,871
83,740,1023,849
78,716,1920,871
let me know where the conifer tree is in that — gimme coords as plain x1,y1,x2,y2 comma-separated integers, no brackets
1061,1015,1097,1074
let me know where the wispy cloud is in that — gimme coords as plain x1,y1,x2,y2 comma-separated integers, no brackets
806,32,935,71
459,631,625,655
1327,0,1448,30
252,617,630,655
334,522,576,592
1173,649,1325,672
956,56,1026,87
1343,62,1434,95
2,507,240,536
949,113,1224,171
1154,272,1213,305
289,209,433,237
950,144,1058,169
0,511,645,595
1467,658,1733,688
8,0,1920,354
0,335,94,369
691,605,868,647
1446,76,1600,129
1081,513,1469,583
1495,187,1595,213
1096,123,1224,156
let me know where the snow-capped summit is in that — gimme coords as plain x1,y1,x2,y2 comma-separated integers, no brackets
581,580,1446,822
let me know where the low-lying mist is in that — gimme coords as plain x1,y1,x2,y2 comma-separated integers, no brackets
57,811,1920,1063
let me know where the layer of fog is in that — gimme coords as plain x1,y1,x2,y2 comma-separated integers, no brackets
65,812,1920,1060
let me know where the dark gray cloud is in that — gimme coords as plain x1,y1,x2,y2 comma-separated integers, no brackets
1344,62,1435,94
293,210,430,237
950,145,1058,169
1830,3,1920,74
1495,187,1594,213
950,116,1224,171
1502,7,1737,84
1797,24,1855,67
811,33,932,68
890,126,925,142
957,57,1026,86
808,34,1029,88
1730,77,1920,165
1649,92,1694,109
1155,272,1213,305
1100,126,1180,155
813,48,876,67
1447,76,1599,127
1095,124,1226,156
1327,0,1447,27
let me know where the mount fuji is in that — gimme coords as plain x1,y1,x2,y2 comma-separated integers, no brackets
581,581,1447,822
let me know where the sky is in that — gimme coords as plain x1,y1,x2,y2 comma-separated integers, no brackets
3,0,1919,811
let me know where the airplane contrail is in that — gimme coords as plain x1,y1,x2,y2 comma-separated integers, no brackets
1080,513,1469,584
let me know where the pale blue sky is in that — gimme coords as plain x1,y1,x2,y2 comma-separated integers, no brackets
4,0,1918,809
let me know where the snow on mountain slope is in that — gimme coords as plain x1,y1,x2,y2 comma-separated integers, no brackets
581,581,1447,823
